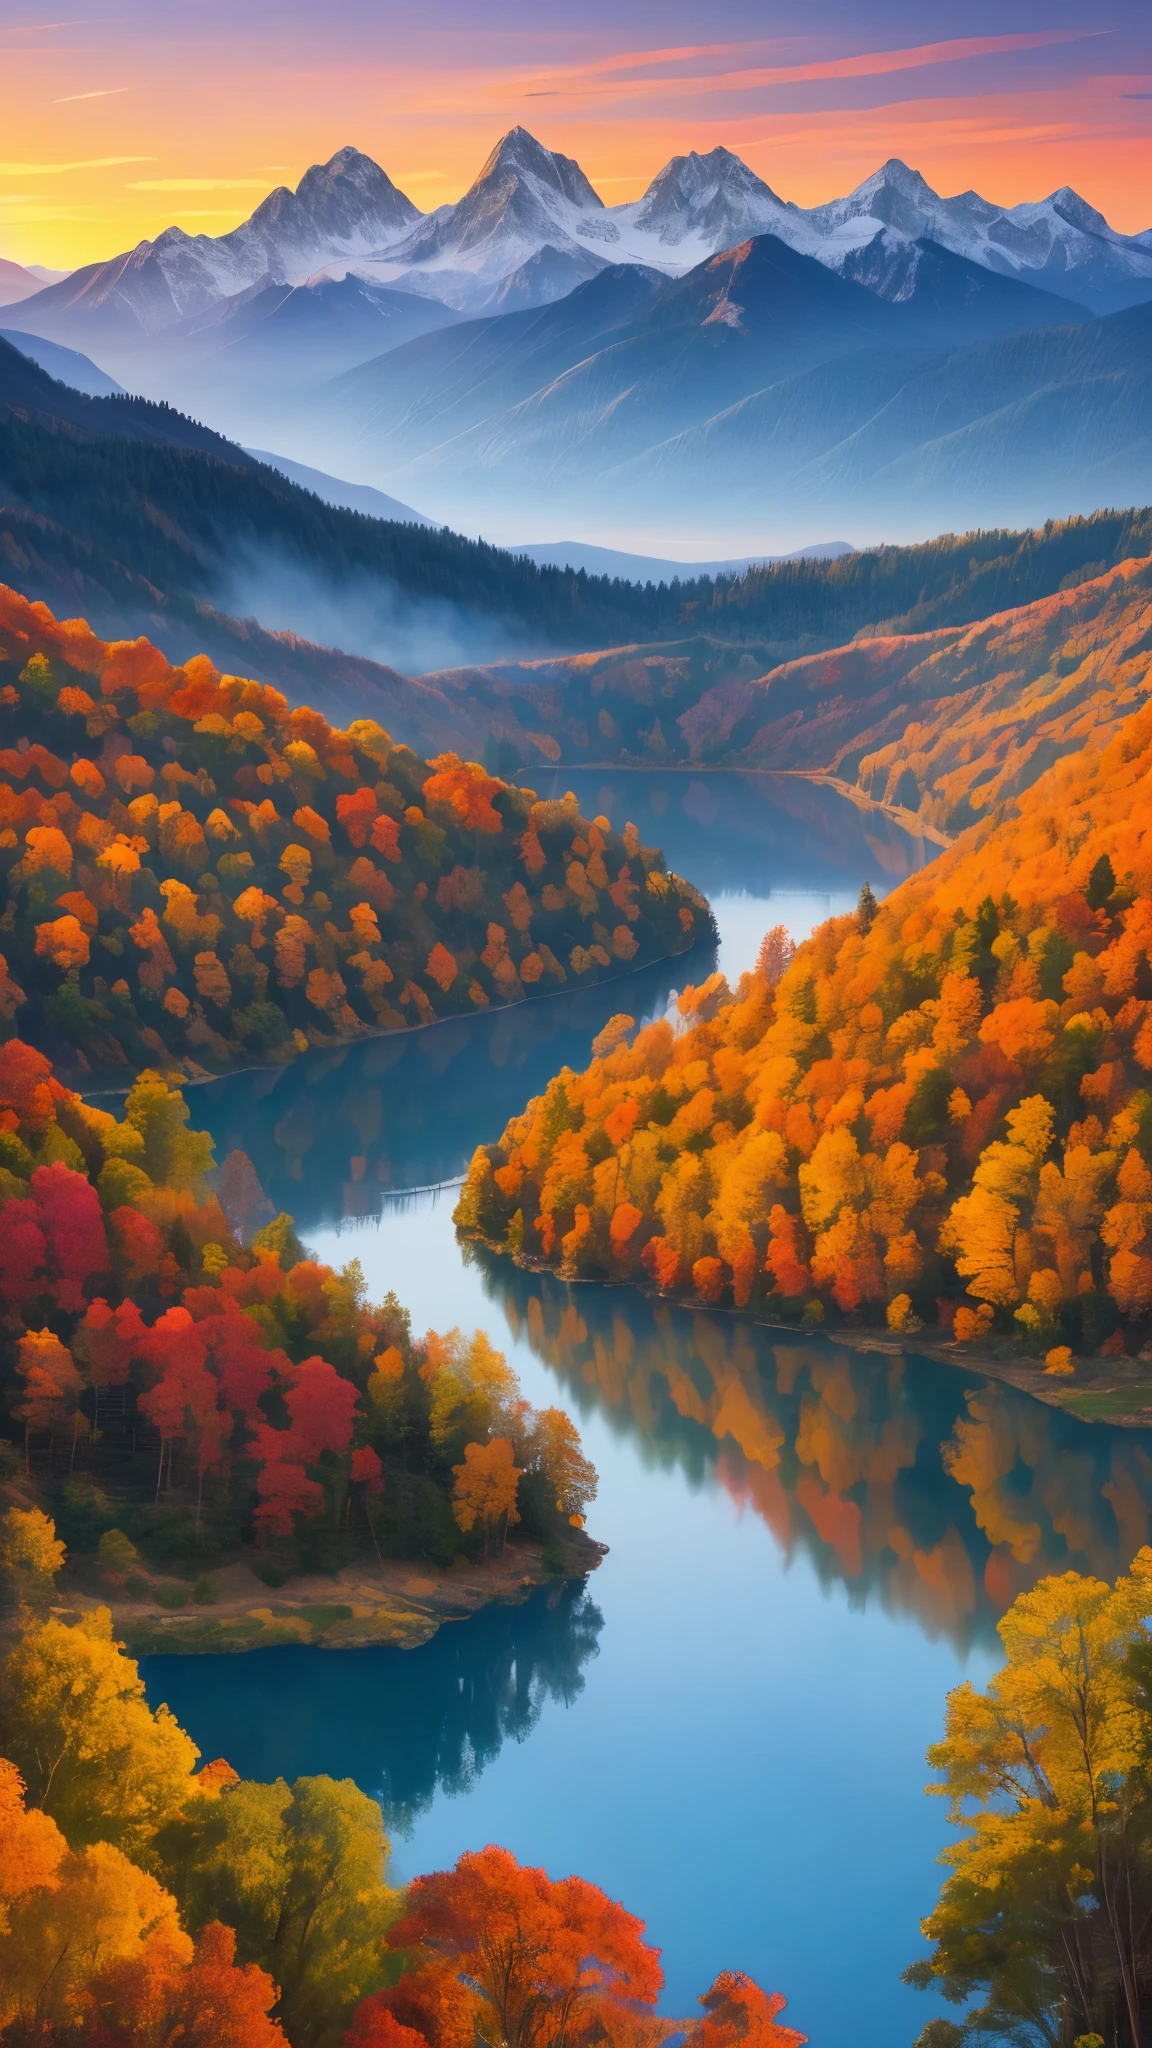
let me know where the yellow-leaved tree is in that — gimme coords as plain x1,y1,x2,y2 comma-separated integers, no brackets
906,1547,1152,2045
0,1606,198,1853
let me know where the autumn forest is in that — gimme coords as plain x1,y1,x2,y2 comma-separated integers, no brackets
4,400,1152,2041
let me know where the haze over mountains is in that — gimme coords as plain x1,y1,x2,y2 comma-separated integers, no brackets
5,127,1152,548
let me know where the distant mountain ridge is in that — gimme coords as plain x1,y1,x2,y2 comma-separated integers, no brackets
508,539,853,581
6,330,1152,742
0,258,50,309
296,234,1093,538
4,128,1150,369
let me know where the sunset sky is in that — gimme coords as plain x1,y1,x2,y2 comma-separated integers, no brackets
3,0,1152,270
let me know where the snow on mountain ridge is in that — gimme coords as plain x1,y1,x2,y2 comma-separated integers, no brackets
4,149,422,337
802,159,1152,309
8,129,1152,351
349,128,621,310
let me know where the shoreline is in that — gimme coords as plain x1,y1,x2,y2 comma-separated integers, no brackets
466,1235,1152,1430
50,1528,608,1658
74,935,717,1101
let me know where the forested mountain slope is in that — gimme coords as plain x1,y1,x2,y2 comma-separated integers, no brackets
423,543,1152,818
3,331,1152,657
0,588,708,1083
681,554,1152,832
458,688,1152,1377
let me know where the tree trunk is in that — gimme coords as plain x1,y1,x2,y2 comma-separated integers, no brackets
363,1493,385,1568
1098,1843,1142,2048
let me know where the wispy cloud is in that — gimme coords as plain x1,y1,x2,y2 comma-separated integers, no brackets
502,30,1107,106
514,38,801,85
53,85,130,101
0,155,151,173
127,175,270,190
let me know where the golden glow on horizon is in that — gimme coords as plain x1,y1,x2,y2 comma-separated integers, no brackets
0,23,1150,268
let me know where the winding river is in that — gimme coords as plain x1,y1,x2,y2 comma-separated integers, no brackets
142,773,1152,2046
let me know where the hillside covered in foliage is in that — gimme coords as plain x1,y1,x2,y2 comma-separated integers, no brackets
0,1037,600,1631
457,691,1152,1370
0,586,708,1082
433,547,1152,826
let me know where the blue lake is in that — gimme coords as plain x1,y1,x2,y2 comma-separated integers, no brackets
143,772,1152,2047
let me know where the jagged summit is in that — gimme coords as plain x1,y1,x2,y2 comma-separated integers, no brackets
8,128,1152,360
2,146,422,338
1028,185,1114,235
472,127,605,212
809,159,955,238
231,147,419,267
624,146,793,251
373,126,616,295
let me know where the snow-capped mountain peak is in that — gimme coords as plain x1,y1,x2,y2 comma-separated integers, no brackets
471,126,605,214
798,161,1152,309
9,128,1152,360
808,159,973,245
1,147,423,339
620,146,797,254
227,147,419,274
366,126,613,294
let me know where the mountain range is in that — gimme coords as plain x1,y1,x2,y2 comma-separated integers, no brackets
5,127,1152,544
7,128,1152,347
293,238,1152,544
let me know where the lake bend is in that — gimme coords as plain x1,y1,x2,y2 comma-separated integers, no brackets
142,772,1152,2046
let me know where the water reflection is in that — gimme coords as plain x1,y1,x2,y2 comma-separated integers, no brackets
144,1577,603,1829
469,1249,1152,1651
527,769,937,896
195,948,707,1231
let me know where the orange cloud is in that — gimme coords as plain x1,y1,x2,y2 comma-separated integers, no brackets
506,30,1102,105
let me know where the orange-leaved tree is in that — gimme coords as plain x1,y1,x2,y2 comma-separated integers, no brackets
451,1438,522,1554
373,1843,664,2048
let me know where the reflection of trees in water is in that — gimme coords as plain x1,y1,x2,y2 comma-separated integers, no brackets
377,1579,603,1829
144,1580,602,1824
470,1250,1152,1651
194,951,705,1231
536,770,935,897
